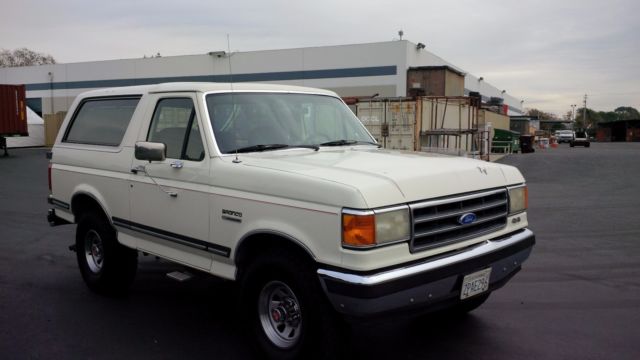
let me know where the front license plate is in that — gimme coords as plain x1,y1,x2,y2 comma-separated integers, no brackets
460,268,492,300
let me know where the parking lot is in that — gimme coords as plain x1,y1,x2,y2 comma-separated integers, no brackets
1,143,639,359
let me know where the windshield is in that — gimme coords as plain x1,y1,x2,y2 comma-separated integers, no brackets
206,93,375,154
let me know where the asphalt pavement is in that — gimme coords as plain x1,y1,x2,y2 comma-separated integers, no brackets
1,143,639,359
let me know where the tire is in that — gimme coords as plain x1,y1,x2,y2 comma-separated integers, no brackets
586,143,590,148
240,250,345,360
76,212,138,295
570,142,575,147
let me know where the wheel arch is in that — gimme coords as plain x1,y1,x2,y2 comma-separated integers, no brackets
234,230,317,279
71,191,112,225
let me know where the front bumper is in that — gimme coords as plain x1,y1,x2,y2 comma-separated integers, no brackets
317,228,535,317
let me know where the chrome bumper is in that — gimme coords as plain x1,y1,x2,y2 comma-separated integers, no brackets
317,228,535,317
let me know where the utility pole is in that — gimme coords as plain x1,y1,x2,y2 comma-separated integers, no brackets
582,94,588,129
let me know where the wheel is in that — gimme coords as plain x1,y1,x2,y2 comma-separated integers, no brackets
76,212,137,295
586,143,590,147
570,142,575,147
240,250,344,360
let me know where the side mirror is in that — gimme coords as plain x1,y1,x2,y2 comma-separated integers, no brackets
135,141,166,162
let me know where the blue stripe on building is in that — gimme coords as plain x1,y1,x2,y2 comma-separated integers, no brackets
25,66,397,91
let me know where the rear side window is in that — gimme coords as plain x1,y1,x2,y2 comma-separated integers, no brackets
64,97,140,146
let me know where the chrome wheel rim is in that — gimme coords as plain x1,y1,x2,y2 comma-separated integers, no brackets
258,281,302,349
84,230,104,274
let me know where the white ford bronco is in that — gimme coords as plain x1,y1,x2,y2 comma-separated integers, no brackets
47,82,534,359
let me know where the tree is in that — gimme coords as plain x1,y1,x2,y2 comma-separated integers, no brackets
574,108,602,129
614,106,640,120
598,111,619,122
0,48,56,67
525,108,559,120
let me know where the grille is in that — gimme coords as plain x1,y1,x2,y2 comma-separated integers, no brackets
410,189,508,252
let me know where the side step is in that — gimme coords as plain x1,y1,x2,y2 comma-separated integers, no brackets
166,271,193,282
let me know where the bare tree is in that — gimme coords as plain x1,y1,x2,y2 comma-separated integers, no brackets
0,48,56,67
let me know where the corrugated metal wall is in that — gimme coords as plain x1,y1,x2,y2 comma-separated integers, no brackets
0,85,28,136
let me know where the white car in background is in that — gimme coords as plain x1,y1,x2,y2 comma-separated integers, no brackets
555,130,575,143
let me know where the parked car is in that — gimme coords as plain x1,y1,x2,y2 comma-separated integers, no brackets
570,131,590,147
555,130,575,143
47,82,534,359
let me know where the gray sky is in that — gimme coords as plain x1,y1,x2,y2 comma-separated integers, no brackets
1,0,638,116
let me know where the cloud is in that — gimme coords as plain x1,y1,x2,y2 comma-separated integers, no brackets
1,0,638,113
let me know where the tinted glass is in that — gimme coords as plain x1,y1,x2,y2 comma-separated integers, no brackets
147,98,204,161
206,93,374,153
65,98,139,146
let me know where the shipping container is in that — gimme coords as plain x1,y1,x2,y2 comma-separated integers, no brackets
356,97,489,157
357,99,416,150
1,84,29,155
1,85,28,136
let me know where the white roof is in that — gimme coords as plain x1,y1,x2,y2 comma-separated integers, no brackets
78,82,339,98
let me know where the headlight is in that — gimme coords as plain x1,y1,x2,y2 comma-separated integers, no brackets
342,206,410,248
508,185,528,214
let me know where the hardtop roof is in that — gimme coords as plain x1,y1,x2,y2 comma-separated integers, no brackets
77,82,339,98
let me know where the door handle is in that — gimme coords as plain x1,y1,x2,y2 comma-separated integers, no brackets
170,160,184,169
131,165,146,174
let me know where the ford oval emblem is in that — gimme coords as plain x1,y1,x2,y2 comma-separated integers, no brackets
458,213,477,225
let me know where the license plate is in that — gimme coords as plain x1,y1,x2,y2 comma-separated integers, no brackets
460,268,492,300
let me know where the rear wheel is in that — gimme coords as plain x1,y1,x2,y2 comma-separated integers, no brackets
76,212,137,295
241,250,344,359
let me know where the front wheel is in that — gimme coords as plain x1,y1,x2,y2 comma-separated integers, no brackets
76,212,137,295
241,251,344,359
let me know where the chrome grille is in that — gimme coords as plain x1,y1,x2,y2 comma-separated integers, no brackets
410,189,508,252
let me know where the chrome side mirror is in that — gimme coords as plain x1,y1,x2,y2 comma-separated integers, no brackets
135,141,166,162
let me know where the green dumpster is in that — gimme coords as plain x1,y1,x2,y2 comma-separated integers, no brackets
491,129,521,153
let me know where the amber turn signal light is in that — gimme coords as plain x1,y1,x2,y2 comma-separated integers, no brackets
342,213,376,247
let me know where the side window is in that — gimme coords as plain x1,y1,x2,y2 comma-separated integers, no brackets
64,97,140,146
147,98,205,161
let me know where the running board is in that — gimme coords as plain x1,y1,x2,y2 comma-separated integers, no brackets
166,271,193,282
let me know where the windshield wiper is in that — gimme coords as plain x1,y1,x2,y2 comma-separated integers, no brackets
319,139,381,147
226,144,319,154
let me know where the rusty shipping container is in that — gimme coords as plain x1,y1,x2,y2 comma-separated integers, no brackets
0,84,28,136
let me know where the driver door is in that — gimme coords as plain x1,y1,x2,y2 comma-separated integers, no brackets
129,94,213,271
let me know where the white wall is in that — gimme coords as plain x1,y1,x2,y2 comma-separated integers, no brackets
0,41,522,114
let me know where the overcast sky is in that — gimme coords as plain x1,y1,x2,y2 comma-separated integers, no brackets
1,0,638,115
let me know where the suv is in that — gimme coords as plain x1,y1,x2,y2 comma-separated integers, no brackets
570,131,590,147
47,83,534,359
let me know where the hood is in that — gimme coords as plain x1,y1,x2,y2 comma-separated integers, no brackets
224,147,524,209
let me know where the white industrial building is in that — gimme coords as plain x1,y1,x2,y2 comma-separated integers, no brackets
0,40,523,121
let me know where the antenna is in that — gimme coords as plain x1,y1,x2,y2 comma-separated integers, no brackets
226,34,242,164
226,34,234,91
